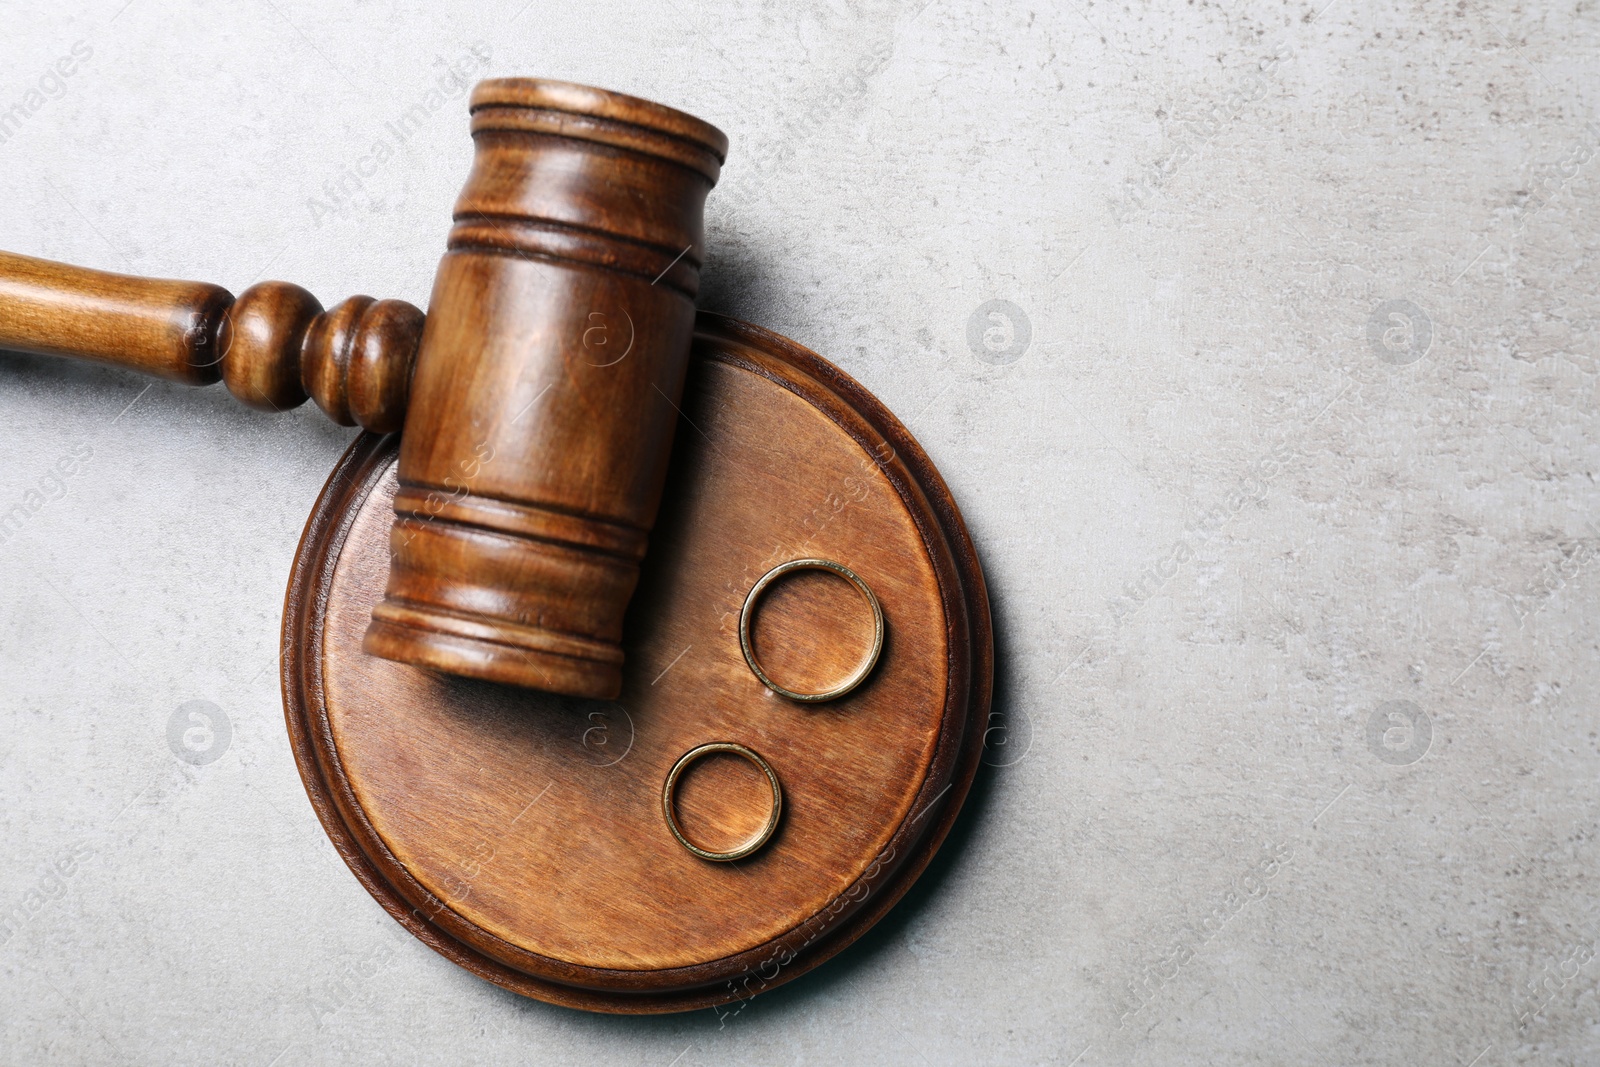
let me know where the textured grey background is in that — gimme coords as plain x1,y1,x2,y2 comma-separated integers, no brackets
1,0,1597,1063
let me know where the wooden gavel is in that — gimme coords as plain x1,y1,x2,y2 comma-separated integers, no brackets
0,79,726,700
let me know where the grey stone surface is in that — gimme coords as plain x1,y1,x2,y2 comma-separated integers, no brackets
2,0,1598,1063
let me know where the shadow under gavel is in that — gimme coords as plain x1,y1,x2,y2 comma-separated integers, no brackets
0,78,727,701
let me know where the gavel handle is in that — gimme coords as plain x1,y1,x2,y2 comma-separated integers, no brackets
0,251,424,432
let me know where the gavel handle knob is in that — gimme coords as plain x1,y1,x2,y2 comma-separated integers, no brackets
0,251,424,433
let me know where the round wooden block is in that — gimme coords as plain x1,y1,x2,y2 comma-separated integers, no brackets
282,313,992,1013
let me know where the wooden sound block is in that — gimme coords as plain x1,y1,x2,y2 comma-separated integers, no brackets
282,313,992,1013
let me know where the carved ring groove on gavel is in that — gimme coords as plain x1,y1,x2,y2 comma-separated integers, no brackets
0,79,727,700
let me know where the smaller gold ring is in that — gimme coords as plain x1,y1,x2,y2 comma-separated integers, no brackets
739,558,885,702
663,743,783,862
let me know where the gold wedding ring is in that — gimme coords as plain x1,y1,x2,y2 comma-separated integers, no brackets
662,743,783,862
739,558,885,702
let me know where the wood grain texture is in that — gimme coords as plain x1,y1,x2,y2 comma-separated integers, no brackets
0,249,232,385
0,77,726,703
0,252,423,429
363,77,728,702
283,313,992,1012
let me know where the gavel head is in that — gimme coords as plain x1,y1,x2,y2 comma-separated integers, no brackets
362,79,727,699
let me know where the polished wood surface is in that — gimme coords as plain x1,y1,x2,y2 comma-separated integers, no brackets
0,78,990,1014
0,252,424,431
364,79,728,701
0,77,726,700
0,250,231,385
283,314,992,1012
